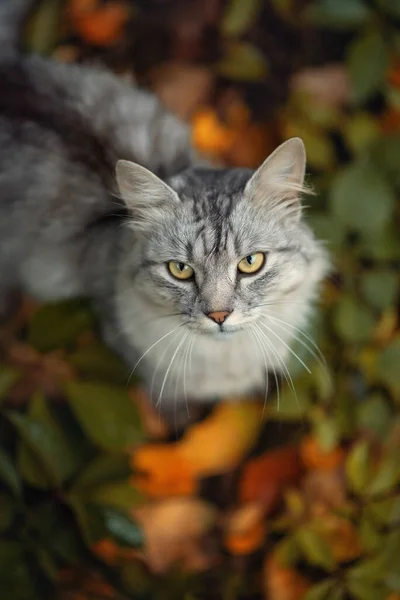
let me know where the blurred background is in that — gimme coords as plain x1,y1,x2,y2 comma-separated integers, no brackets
0,0,400,599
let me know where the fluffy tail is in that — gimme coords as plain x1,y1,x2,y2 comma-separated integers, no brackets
0,0,32,54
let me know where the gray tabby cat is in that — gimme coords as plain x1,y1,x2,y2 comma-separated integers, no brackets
0,1,329,420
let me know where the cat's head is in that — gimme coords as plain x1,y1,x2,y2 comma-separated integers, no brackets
115,138,329,337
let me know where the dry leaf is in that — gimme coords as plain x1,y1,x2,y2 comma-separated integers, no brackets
67,0,130,46
132,400,262,496
150,62,214,120
291,64,350,107
264,554,311,600
133,498,217,573
240,446,302,512
300,436,346,471
224,502,266,555
129,386,169,440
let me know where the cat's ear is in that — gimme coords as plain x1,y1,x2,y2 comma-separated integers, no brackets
116,160,179,224
244,137,309,221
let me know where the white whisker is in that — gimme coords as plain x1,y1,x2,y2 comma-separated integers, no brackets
156,331,190,408
249,325,270,416
126,322,184,385
258,321,311,375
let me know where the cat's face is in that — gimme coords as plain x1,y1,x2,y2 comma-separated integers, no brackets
116,138,328,338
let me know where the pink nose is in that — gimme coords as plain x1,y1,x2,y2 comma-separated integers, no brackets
207,310,231,324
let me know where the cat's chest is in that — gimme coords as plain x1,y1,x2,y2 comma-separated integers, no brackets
143,331,266,404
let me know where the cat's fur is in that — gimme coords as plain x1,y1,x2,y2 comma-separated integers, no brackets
0,1,328,417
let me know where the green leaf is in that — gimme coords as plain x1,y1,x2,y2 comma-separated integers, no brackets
375,0,400,18
344,113,380,154
28,299,94,352
359,511,381,551
68,499,143,548
91,481,146,512
303,580,336,600
361,271,398,311
65,381,145,452
0,448,21,496
221,0,262,37
346,581,387,600
370,136,400,189
347,30,389,103
25,0,64,55
0,493,15,532
8,394,81,488
367,452,400,496
0,367,20,403
67,343,130,385
306,0,372,30
0,542,36,600
345,440,371,494
71,454,131,492
330,162,395,235
357,394,392,439
333,297,375,344
377,338,400,389
101,506,143,548
296,527,335,571
217,42,268,81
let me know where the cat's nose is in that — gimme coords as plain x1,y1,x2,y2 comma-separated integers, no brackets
206,310,232,324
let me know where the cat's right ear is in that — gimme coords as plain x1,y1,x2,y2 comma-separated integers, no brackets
116,160,179,225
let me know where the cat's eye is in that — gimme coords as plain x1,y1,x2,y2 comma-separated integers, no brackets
168,261,194,280
237,252,265,274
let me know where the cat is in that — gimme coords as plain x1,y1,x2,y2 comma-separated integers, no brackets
0,1,329,421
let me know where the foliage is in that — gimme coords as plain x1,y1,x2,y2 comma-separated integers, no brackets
1,0,400,598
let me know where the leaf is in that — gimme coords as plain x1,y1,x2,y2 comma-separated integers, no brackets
377,338,400,389
357,394,392,439
28,299,94,352
0,493,15,532
330,162,395,235
91,481,146,512
25,0,64,55
306,0,372,30
221,0,262,37
0,542,36,600
239,446,302,510
347,30,389,103
0,448,21,497
8,393,81,488
101,506,143,548
65,381,145,452
333,297,376,344
367,452,400,496
361,271,398,311
346,581,387,600
217,42,268,82
303,580,336,600
67,343,130,385
71,454,131,491
345,440,371,494
0,367,20,403
296,527,335,571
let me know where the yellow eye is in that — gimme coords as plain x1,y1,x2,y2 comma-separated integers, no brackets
238,252,265,274
168,261,194,280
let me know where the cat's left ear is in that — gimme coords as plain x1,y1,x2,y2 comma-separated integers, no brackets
116,160,179,226
244,137,308,221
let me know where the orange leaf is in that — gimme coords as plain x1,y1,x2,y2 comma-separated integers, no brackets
224,502,266,555
239,446,302,512
264,555,311,600
133,498,217,573
131,400,262,497
300,436,345,471
68,0,130,47
192,108,236,156
131,445,197,497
